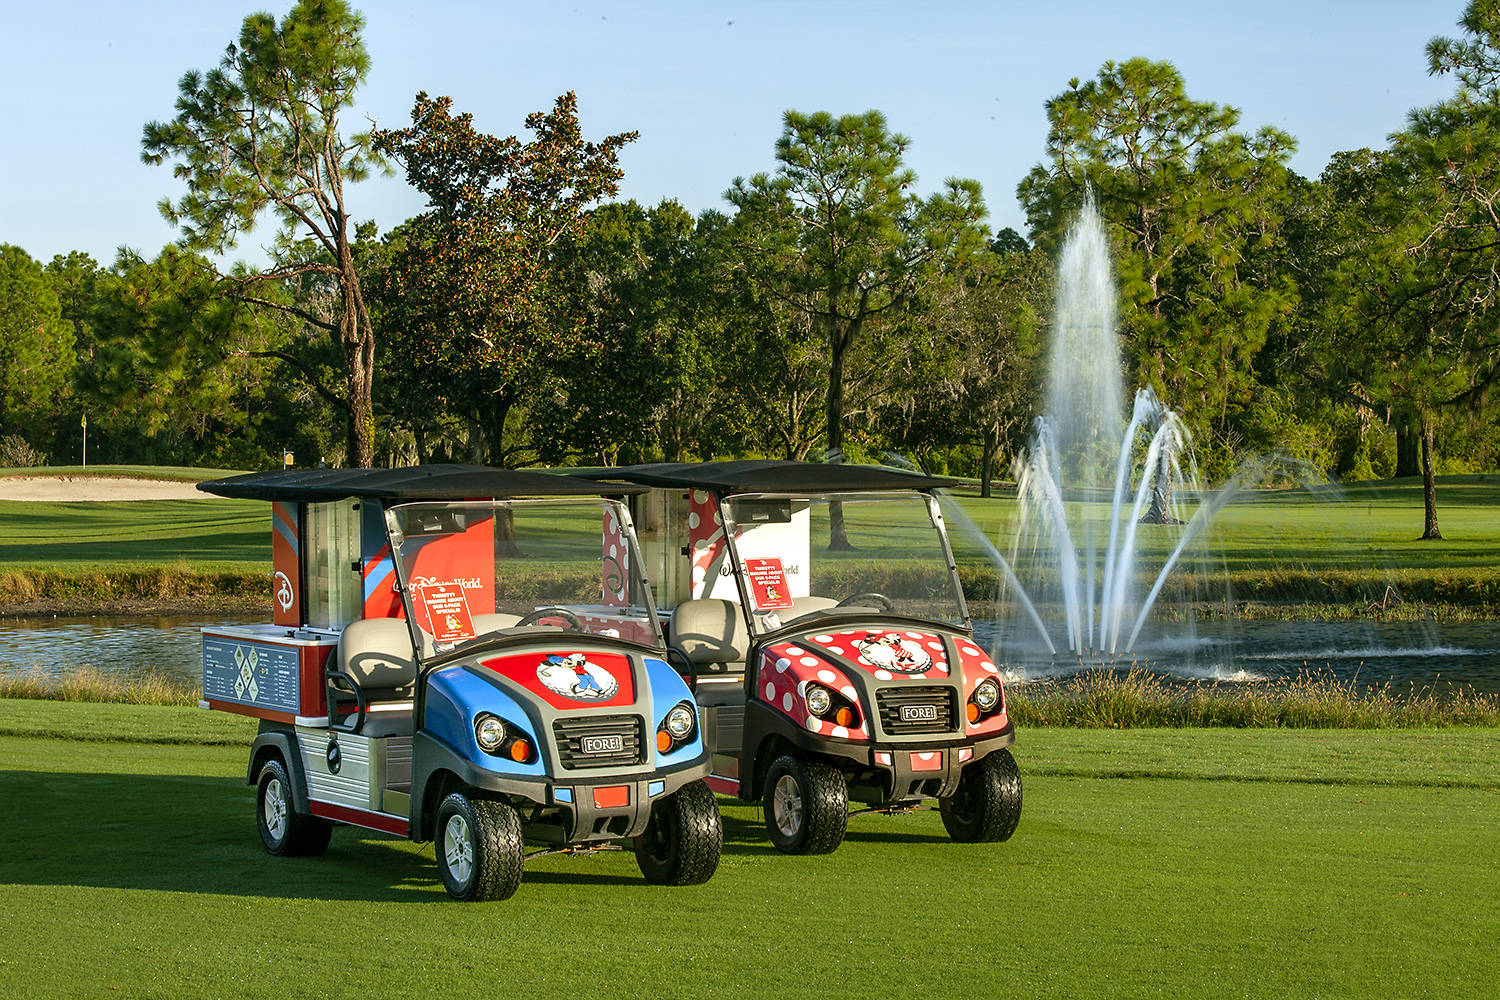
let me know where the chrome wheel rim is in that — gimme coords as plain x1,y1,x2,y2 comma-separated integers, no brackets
263,776,288,842
772,774,803,838
444,814,474,886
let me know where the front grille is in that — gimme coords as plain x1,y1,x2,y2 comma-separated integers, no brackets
553,715,644,769
876,686,957,735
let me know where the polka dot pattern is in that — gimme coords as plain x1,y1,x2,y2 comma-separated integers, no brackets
756,642,870,740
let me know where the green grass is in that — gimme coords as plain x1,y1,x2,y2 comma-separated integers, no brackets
0,464,246,481
0,702,1496,999
1,473,1498,611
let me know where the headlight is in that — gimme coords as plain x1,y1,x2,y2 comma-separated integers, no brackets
805,684,832,717
973,678,1001,712
475,713,506,751
665,703,696,739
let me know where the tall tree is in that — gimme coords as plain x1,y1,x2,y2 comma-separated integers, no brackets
372,92,636,466
1017,59,1297,470
0,245,75,445
881,238,1051,495
726,110,988,547
141,0,382,466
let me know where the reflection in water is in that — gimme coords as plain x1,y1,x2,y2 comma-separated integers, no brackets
0,616,257,681
973,618,1500,695
3,614,1498,697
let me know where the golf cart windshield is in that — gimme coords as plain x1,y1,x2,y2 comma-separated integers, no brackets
385,498,664,655
720,491,968,636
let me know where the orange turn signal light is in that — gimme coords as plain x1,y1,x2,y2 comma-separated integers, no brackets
509,739,532,763
966,702,980,723
834,707,854,728
656,730,673,754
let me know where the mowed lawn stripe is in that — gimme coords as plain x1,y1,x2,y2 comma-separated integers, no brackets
1,725,1497,999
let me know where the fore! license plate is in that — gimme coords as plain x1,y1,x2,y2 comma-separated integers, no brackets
581,734,624,755
901,705,938,722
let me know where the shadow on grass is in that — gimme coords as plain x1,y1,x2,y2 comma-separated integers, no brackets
0,771,791,900
0,769,451,902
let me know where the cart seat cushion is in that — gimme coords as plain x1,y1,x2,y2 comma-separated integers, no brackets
671,598,749,668
471,612,522,636
789,595,838,619
339,617,418,692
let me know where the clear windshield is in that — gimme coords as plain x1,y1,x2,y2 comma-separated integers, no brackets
385,499,663,655
720,492,968,636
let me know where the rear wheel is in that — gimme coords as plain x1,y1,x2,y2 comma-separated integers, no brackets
256,758,332,857
762,755,848,855
634,780,722,885
435,792,524,901
939,747,1022,843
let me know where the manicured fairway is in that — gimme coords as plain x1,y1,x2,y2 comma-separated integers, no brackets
1,702,1496,999
0,498,268,569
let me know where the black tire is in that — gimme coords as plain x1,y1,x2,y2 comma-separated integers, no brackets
634,779,723,885
256,758,332,857
762,755,848,855
435,792,524,902
939,747,1022,843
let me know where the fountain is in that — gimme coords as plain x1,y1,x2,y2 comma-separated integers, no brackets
1005,200,1211,659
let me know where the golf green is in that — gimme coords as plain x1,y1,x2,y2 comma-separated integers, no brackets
1,704,1495,999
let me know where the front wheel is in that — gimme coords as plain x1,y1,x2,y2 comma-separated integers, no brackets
939,747,1022,843
435,792,524,901
256,758,332,857
762,755,848,855
634,780,723,885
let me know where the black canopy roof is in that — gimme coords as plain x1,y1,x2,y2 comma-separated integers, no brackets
577,460,957,495
198,464,648,503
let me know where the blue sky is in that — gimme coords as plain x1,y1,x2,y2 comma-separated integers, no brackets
0,0,1467,267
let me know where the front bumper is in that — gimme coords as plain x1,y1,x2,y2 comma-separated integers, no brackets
411,730,711,842
742,699,1014,803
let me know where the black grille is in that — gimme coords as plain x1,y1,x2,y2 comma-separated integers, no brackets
553,715,644,769
876,686,957,735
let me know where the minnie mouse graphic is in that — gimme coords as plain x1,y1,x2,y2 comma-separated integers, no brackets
852,632,933,674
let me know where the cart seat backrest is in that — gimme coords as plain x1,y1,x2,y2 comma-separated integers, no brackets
672,598,749,671
340,617,418,694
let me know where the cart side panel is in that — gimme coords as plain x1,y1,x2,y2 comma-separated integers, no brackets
271,501,302,627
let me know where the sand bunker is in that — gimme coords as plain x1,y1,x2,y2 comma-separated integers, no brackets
0,476,209,502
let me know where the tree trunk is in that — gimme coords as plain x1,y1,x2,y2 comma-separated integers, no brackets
824,337,854,551
1141,439,1180,524
340,263,376,468
1395,418,1421,478
1420,411,1441,540
980,428,998,499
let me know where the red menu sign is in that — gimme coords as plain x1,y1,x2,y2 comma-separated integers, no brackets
745,558,794,610
416,582,476,642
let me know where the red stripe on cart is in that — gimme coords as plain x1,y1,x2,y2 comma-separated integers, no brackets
704,775,740,796
310,800,410,836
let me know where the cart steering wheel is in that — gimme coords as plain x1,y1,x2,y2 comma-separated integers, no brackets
514,607,585,631
837,592,895,612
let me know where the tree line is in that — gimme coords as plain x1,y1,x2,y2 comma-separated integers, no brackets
3,0,1498,534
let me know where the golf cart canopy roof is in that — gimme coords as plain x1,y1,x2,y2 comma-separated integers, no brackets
578,460,957,495
197,464,649,503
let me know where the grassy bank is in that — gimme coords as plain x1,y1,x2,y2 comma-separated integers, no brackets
0,701,1496,999
1,473,1498,615
6,666,1498,728
0,463,244,481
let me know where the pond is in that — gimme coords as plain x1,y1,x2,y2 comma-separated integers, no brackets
2,614,1498,696
979,617,1500,695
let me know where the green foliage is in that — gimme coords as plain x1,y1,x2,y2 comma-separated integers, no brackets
0,244,75,439
725,110,991,465
372,92,637,465
141,0,382,465
1018,59,1297,466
